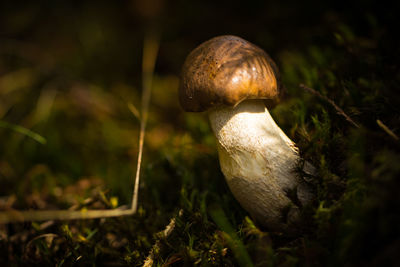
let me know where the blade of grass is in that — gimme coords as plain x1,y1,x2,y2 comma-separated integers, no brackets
209,205,254,267
0,120,47,144
127,102,141,121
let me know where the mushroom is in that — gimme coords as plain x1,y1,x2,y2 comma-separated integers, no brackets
179,35,313,230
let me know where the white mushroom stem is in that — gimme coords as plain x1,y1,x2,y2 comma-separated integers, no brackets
208,99,312,229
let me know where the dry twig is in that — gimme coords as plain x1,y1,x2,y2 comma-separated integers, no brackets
132,32,159,213
377,119,399,141
300,84,360,128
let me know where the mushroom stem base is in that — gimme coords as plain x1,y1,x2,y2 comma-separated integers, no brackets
209,100,312,229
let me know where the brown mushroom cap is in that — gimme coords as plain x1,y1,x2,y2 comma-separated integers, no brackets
179,35,281,112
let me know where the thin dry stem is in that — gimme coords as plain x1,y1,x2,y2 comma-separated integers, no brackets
300,84,360,128
0,208,133,224
132,32,160,213
377,119,399,141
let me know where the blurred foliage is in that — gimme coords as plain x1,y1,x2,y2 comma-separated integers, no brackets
1,0,399,266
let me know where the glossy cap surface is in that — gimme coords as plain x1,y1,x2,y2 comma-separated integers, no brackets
179,35,281,112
